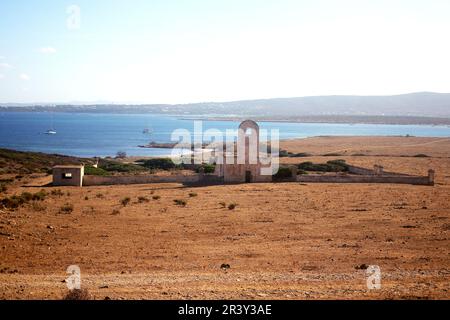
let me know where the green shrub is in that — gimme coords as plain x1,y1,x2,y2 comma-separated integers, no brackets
32,190,47,201
20,192,34,202
273,167,294,180
141,158,176,171
298,160,348,173
84,166,109,176
326,159,349,171
98,160,146,173
228,203,237,210
196,163,216,174
279,150,291,157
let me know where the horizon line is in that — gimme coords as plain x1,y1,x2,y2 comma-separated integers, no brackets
1,91,449,107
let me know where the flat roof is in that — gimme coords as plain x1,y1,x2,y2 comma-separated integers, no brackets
53,165,84,169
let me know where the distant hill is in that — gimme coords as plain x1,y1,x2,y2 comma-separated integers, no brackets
1,92,450,118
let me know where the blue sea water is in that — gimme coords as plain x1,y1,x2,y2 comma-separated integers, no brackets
0,112,449,157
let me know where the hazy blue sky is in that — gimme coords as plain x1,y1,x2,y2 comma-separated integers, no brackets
1,0,449,103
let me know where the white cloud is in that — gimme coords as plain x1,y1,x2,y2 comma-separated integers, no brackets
0,63,13,69
38,47,57,54
19,73,30,81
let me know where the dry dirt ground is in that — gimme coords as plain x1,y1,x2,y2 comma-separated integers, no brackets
1,136,449,300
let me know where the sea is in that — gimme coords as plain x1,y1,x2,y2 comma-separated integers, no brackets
1,112,450,158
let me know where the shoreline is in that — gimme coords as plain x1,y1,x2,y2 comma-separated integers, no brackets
178,116,450,126
3,135,450,159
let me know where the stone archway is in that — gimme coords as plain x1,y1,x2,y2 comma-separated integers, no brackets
238,120,260,166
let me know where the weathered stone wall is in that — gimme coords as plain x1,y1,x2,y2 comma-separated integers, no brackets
347,165,412,177
83,174,200,186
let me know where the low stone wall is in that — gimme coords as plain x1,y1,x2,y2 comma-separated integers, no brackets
347,165,412,177
297,174,432,185
83,174,200,186
347,165,376,175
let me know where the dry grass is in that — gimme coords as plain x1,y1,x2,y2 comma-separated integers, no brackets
1,137,449,300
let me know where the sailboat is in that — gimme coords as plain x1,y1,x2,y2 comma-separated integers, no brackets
45,112,57,134
143,124,154,135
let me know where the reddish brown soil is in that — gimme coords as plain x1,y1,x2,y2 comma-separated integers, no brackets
0,136,449,300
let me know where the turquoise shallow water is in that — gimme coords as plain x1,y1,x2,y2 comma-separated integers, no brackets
1,112,449,157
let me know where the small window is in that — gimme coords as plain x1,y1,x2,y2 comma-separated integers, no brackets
245,128,252,135
63,173,73,179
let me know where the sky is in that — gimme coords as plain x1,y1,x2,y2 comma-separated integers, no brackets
0,0,450,104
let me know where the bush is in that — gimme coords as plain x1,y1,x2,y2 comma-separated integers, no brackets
20,192,34,202
326,159,349,171
152,195,161,200
219,202,226,208
138,196,149,203
196,163,216,174
121,197,131,206
273,167,294,180
0,190,47,210
1,195,25,209
298,160,348,173
228,203,237,210
51,189,64,197
111,209,120,215
116,151,127,159
63,288,91,300
99,161,146,173
33,190,47,201
414,154,429,158
188,192,198,198
84,166,109,176
174,199,187,207
279,150,291,157
141,158,176,171
0,184,7,193
59,203,74,214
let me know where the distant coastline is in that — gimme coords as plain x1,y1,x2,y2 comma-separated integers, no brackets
1,108,450,126
2,92,450,126
180,115,450,126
